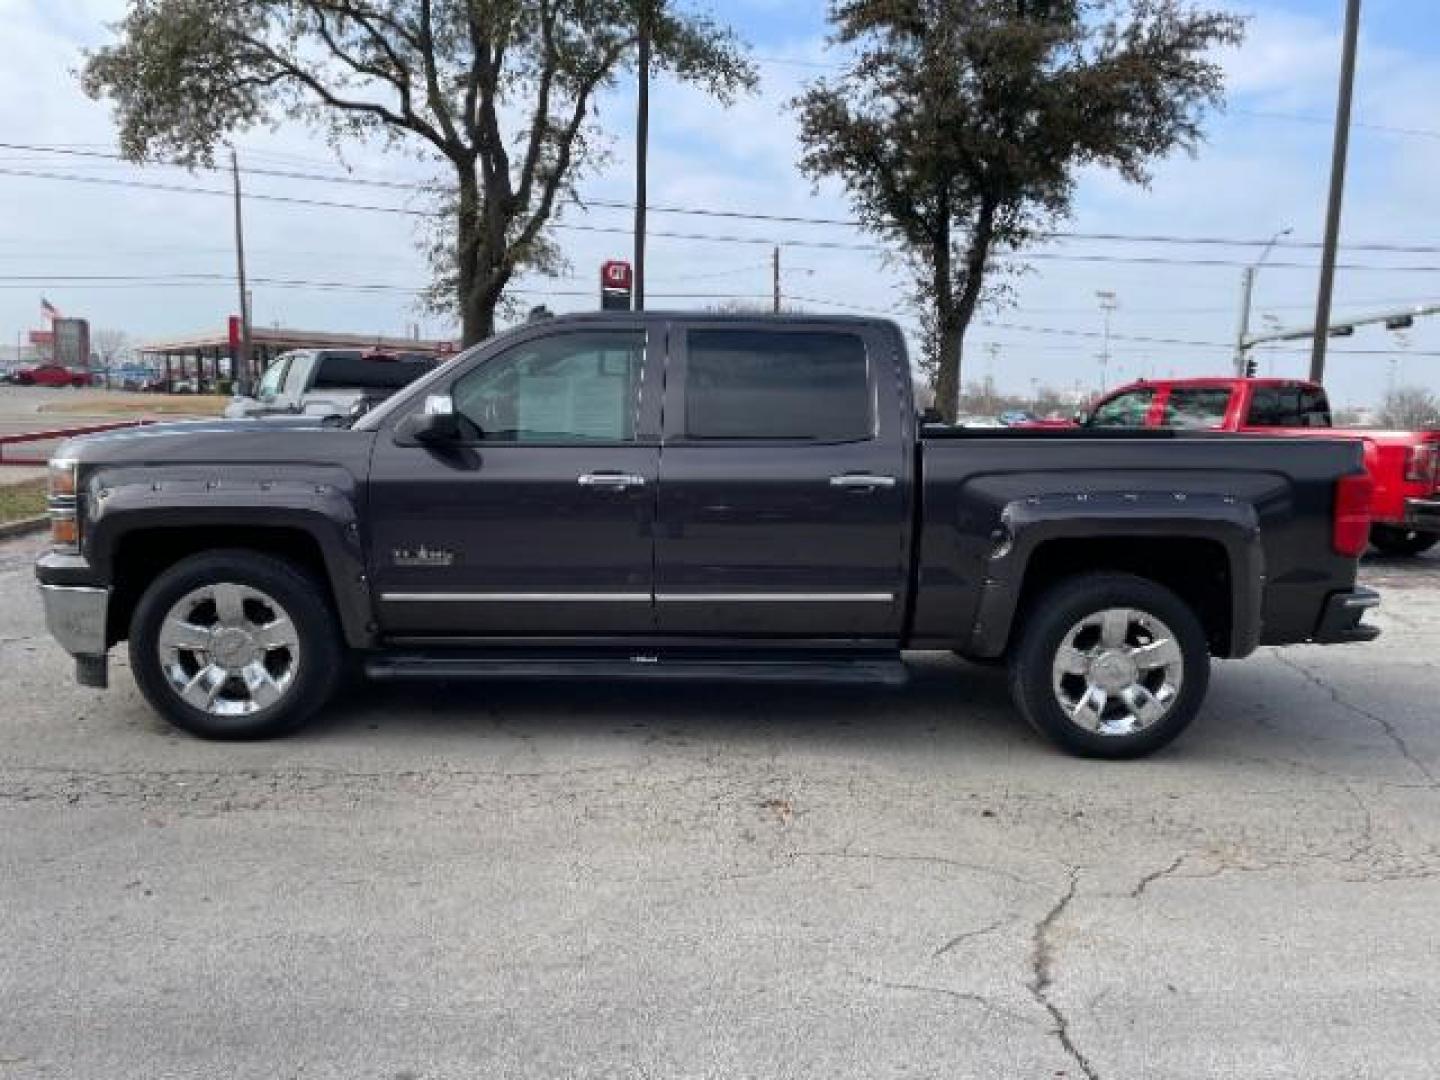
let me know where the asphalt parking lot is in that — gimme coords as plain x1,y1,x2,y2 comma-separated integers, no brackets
1,531,1438,1079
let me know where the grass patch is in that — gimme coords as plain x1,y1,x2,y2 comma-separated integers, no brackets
0,479,47,525
37,394,227,417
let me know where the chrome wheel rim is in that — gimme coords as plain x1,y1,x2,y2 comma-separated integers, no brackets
1051,608,1183,736
157,583,301,716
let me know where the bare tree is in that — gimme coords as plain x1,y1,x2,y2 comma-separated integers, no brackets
92,328,132,366
1379,386,1440,430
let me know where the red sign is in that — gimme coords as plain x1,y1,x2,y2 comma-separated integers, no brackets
28,330,53,345
601,261,633,291
228,315,242,350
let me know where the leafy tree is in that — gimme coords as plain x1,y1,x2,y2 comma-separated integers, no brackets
795,0,1243,421
1379,386,1440,430
83,0,755,345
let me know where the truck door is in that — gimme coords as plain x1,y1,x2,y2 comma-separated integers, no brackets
653,322,912,639
367,323,662,638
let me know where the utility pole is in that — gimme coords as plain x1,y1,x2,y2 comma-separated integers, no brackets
1096,290,1118,393
1311,0,1362,385
632,1,652,312
231,148,253,395
772,246,781,313
1233,267,1255,377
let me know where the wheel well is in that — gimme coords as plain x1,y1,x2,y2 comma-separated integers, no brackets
106,526,331,645
1016,537,1233,654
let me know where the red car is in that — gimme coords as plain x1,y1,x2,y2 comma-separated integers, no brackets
1075,377,1440,556
11,363,95,388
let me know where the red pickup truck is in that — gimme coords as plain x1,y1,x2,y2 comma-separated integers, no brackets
9,363,96,388
1078,377,1440,556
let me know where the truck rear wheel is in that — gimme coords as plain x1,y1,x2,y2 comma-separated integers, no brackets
1369,525,1438,557
128,550,341,740
1008,573,1210,759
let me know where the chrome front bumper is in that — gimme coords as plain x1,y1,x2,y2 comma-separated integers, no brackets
39,583,110,686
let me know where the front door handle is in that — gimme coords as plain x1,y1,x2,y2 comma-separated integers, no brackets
578,472,647,490
830,474,897,491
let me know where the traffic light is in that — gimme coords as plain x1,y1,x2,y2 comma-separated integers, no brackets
1244,354,1258,378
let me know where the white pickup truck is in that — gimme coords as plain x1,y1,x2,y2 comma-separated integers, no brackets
224,349,438,421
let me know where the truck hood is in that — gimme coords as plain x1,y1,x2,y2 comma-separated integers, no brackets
54,416,377,472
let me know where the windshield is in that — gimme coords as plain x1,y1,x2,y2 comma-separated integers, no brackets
255,357,290,400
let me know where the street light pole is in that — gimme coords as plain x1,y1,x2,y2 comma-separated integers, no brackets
1310,0,1362,385
1233,226,1292,375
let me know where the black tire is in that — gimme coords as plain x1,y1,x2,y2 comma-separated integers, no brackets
1369,525,1439,557
1008,573,1211,759
128,549,342,739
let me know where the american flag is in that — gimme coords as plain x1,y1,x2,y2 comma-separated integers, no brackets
40,297,60,321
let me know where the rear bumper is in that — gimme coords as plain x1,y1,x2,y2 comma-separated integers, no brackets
1313,588,1381,644
1402,497,1440,532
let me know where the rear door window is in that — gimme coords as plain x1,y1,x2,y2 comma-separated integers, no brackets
1088,389,1156,428
682,330,871,441
1162,388,1232,429
1247,385,1331,428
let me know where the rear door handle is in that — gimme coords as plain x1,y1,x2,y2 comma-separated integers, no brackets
829,474,897,491
578,472,647,490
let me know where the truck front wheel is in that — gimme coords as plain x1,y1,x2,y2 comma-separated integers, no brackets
1369,525,1438,557
128,550,342,739
1008,573,1210,759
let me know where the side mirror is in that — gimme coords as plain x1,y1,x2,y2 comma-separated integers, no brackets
395,394,462,445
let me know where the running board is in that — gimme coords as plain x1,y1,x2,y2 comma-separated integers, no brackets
365,652,909,686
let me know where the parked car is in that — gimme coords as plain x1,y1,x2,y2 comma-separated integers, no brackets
1073,377,1440,556
224,349,440,421
37,314,1379,758
11,363,95,388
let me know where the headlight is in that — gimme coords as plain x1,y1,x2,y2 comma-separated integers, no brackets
48,458,78,500
47,458,80,553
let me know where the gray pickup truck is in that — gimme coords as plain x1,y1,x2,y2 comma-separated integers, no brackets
37,313,1379,757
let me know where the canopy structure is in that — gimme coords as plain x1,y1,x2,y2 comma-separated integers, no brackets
137,327,456,394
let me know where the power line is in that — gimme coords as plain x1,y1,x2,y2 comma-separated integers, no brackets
7,141,1440,257
1233,108,1440,142
16,164,1440,272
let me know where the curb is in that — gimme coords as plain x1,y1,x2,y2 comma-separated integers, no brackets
0,516,47,541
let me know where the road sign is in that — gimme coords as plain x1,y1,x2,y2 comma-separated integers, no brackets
601,261,633,311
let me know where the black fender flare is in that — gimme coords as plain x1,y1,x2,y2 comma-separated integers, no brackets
967,491,1264,659
84,465,374,649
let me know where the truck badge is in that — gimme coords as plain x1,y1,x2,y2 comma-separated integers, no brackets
392,545,456,568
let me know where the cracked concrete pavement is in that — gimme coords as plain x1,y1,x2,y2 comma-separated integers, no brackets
2,532,1439,1079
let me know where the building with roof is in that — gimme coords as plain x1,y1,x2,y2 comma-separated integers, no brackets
137,326,456,393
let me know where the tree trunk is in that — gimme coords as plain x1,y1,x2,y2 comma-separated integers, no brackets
930,215,963,422
456,169,491,346
934,317,963,423
936,199,997,423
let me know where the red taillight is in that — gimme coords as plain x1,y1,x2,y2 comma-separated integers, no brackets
1333,473,1373,557
1404,443,1439,487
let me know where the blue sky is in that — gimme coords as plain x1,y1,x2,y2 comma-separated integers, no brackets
2,0,1440,407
